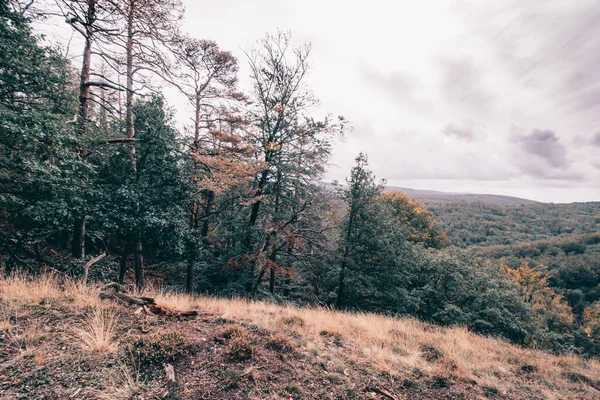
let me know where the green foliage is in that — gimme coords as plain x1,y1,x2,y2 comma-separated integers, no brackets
333,156,532,344
0,1,86,267
410,249,533,343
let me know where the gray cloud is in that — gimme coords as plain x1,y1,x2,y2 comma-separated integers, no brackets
442,120,475,141
514,129,569,169
591,132,600,147
510,128,585,181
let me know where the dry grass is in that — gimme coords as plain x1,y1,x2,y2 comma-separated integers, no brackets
96,365,143,400
74,307,119,353
196,296,600,398
63,280,102,308
1,273,599,399
8,320,43,357
153,291,198,313
0,273,62,305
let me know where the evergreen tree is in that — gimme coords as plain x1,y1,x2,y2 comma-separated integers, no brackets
0,0,86,271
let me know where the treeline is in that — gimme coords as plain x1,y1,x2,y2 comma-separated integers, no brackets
430,201,600,247
1,0,599,357
430,201,600,355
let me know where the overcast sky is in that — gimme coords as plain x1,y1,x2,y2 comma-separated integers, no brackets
44,0,600,203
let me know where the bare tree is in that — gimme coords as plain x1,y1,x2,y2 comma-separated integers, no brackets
169,36,249,292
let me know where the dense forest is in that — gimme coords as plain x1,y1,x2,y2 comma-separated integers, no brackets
1,0,599,359
429,201,600,353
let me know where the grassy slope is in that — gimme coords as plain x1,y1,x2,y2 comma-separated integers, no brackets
1,275,599,400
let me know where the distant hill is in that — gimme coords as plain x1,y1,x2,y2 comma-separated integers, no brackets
322,182,537,205
383,186,538,205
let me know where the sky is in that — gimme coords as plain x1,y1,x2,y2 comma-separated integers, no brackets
42,0,600,203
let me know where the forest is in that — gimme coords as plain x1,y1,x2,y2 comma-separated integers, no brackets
1,0,599,361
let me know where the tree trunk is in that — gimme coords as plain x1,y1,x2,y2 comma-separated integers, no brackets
248,168,269,228
82,253,106,286
252,266,267,294
185,255,194,294
201,190,214,237
134,240,144,291
283,275,291,297
125,1,135,143
336,261,346,310
269,265,275,293
336,247,350,310
71,2,95,259
72,215,86,259
118,251,128,284
126,1,144,291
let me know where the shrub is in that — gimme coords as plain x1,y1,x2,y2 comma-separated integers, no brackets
281,315,305,328
127,329,186,370
266,334,295,353
218,324,248,340
419,344,443,363
227,334,254,361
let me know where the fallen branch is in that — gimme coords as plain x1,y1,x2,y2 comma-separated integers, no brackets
82,253,106,286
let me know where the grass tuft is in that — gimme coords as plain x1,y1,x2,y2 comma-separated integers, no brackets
96,366,143,400
74,307,118,353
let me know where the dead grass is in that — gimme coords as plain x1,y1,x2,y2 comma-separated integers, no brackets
95,365,143,400
0,273,62,305
196,296,600,398
1,273,599,399
8,320,43,357
74,307,119,353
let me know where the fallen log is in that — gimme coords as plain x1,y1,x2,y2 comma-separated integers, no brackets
99,285,198,320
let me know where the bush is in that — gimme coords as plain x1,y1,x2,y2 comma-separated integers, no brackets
127,329,186,370
266,334,295,353
227,334,254,361
218,324,248,340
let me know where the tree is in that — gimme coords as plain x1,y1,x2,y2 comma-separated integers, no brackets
169,36,249,293
336,153,386,309
379,191,449,249
502,261,575,349
93,94,187,285
243,31,345,294
0,0,82,271
55,0,121,259
95,0,183,289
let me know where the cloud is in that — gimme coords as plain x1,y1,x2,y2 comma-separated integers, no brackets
510,128,584,180
442,120,477,141
591,132,600,147
514,129,569,169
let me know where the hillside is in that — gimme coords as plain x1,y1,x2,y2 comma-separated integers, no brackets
1,274,599,400
382,187,537,206
428,201,600,247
